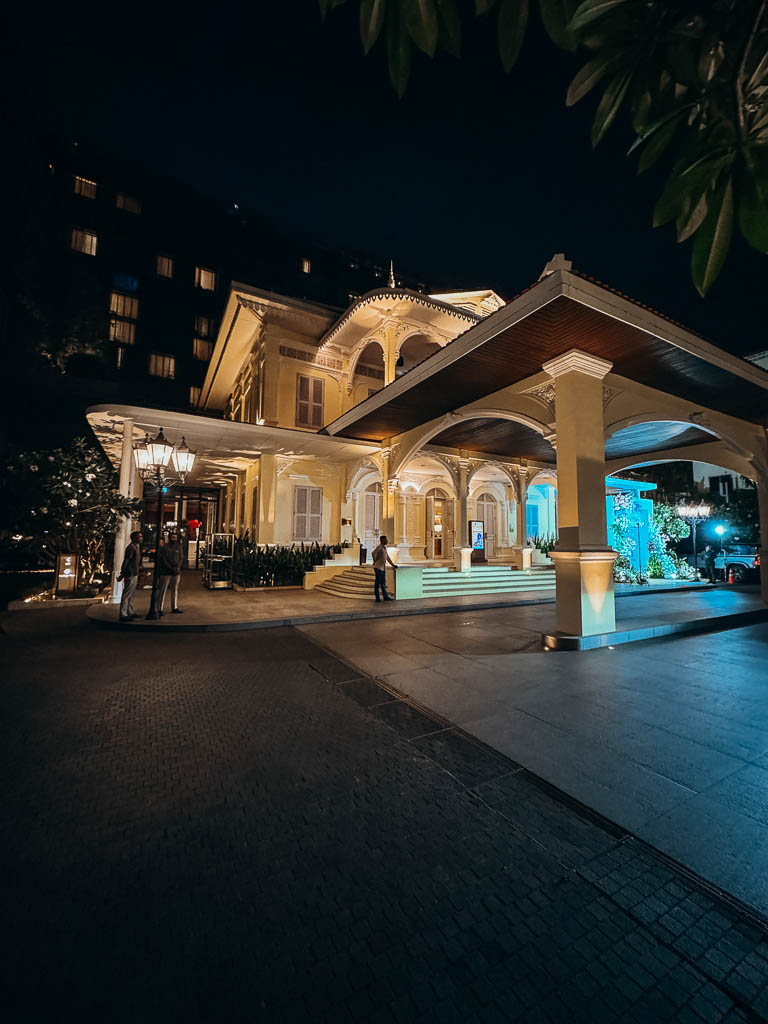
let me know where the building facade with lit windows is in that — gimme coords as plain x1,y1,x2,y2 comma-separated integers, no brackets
89,255,768,640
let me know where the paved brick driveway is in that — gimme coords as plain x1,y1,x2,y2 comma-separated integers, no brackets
1,609,767,1022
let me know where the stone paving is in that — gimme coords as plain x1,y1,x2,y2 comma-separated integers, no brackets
2,608,768,1021
301,603,768,921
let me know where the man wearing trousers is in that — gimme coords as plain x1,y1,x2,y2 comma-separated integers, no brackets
371,535,397,603
117,531,143,622
158,530,184,615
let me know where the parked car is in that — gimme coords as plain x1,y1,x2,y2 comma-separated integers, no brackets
694,544,760,583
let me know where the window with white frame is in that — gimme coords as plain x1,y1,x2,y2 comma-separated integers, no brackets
156,254,174,278
194,266,216,290
189,386,201,406
149,353,175,379
109,318,135,344
193,338,214,361
194,315,214,337
293,486,322,541
73,176,98,199
109,291,139,319
116,193,141,213
301,257,311,274
296,374,324,428
71,227,98,255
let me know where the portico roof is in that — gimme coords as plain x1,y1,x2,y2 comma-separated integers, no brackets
324,265,768,442
87,404,377,487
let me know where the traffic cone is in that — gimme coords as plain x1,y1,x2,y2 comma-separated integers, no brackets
727,567,734,585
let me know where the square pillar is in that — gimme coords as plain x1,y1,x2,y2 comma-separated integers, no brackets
757,474,768,605
257,454,278,545
111,417,135,603
543,350,617,637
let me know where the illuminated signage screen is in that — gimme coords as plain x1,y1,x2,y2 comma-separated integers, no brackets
470,521,484,550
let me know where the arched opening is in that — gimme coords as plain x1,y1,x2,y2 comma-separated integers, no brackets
526,483,557,544
475,492,498,558
606,456,761,585
425,487,454,559
396,334,441,378
363,481,383,556
353,341,385,401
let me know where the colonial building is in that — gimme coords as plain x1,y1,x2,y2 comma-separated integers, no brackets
88,255,768,641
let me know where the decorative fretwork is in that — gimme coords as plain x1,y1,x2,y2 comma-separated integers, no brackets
279,345,343,371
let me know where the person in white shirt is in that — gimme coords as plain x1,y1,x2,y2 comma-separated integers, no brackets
371,535,397,602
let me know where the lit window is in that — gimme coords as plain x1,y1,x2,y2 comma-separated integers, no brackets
194,266,216,290
116,345,127,368
296,374,324,429
301,257,311,274
116,193,141,214
156,254,174,278
109,292,139,319
109,318,135,343
189,386,201,406
194,315,214,337
74,176,98,199
71,228,98,255
149,353,175,379
193,338,214,361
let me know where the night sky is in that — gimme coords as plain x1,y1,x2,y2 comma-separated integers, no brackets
8,0,767,356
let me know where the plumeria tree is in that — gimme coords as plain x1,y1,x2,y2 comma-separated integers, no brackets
321,0,768,295
2,437,140,585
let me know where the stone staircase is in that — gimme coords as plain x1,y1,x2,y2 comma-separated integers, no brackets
314,565,556,601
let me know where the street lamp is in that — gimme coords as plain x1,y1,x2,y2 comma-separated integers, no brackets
676,502,711,578
133,428,196,619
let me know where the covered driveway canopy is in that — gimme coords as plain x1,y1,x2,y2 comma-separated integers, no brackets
87,404,378,487
324,265,768,454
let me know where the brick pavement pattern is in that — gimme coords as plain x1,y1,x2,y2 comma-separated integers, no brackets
1,609,767,1022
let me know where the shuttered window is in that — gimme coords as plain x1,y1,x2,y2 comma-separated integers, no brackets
293,486,322,541
296,375,324,428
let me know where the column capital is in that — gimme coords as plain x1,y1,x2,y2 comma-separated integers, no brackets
542,349,613,380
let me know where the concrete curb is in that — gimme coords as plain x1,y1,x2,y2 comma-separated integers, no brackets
543,606,768,650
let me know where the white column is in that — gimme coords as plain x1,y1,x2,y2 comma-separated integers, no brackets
757,472,768,605
111,417,135,603
543,350,617,637
453,458,472,571
351,491,360,542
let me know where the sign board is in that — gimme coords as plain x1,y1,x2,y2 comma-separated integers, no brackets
55,553,79,595
470,521,484,550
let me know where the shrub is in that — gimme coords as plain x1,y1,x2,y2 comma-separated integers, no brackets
232,533,337,587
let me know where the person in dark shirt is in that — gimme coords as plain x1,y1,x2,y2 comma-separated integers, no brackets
158,530,184,615
117,531,143,621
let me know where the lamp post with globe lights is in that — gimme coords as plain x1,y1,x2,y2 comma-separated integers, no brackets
676,502,711,579
133,429,196,620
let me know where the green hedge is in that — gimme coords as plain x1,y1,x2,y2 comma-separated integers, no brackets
233,533,339,587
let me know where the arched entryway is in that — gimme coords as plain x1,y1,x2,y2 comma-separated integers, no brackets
425,487,454,559
475,492,498,558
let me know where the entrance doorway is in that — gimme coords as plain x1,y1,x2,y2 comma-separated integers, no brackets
363,482,382,556
426,488,454,559
476,492,497,558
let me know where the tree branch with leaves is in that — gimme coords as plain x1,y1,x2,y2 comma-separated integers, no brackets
320,0,768,294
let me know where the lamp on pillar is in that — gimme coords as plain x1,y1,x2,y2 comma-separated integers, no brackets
133,429,196,620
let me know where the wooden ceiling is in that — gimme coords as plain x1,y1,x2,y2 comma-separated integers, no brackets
604,422,712,460
430,418,556,462
333,295,768,441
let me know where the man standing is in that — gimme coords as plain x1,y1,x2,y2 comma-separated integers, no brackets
117,531,143,622
701,544,717,584
158,530,184,615
371,535,396,603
